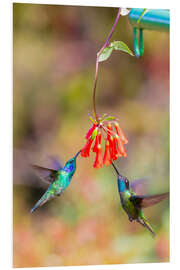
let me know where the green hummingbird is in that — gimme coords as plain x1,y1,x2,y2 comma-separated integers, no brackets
112,162,169,237
30,151,81,213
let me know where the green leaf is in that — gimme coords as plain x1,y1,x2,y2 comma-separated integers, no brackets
137,9,148,24
110,41,134,56
101,113,108,120
98,40,134,63
91,127,98,140
88,115,95,124
98,46,113,62
103,116,116,121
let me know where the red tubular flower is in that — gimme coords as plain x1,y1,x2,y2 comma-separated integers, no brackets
81,138,94,157
106,124,113,138
112,136,120,160
93,132,101,152
93,144,103,168
106,135,111,153
114,122,128,144
106,134,116,160
85,123,97,139
114,135,127,157
81,114,128,168
103,141,112,166
92,135,98,153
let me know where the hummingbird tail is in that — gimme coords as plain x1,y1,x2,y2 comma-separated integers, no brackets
137,218,156,238
30,192,54,213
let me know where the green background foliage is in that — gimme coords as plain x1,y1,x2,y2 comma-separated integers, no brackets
13,4,169,267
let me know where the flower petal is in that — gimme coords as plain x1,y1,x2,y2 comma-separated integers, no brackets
106,124,113,139
114,122,128,144
112,137,120,160
93,144,103,168
81,139,94,157
85,123,97,139
92,132,101,152
115,135,127,157
103,141,112,166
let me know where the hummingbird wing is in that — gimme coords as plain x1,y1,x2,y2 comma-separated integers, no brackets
130,178,149,195
48,156,63,170
31,165,59,184
130,192,169,208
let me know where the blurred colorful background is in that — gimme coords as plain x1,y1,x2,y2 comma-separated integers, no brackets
13,4,169,268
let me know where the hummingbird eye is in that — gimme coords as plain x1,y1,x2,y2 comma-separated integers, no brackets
125,178,129,188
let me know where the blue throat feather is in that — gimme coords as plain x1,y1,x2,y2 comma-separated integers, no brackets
64,165,74,173
118,178,126,192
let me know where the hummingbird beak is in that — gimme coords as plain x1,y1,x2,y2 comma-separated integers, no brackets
74,150,81,159
111,162,123,178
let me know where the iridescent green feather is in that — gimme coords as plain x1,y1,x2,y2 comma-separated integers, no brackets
30,151,80,213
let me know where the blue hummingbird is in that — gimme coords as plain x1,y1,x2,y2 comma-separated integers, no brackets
30,151,80,213
112,162,169,237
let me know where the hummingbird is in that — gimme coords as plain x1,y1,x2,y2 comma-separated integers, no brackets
30,151,81,213
112,162,169,237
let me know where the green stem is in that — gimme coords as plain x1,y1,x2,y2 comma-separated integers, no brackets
93,60,99,122
92,8,121,122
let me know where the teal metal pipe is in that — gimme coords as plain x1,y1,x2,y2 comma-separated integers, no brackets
129,9,169,57
129,8,170,32
133,28,144,58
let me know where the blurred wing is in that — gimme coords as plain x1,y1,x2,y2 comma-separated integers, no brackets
130,192,169,208
31,165,59,184
48,156,63,170
130,178,149,195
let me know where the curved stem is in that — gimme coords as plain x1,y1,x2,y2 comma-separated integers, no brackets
93,60,99,122
98,8,122,56
92,8,121,122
